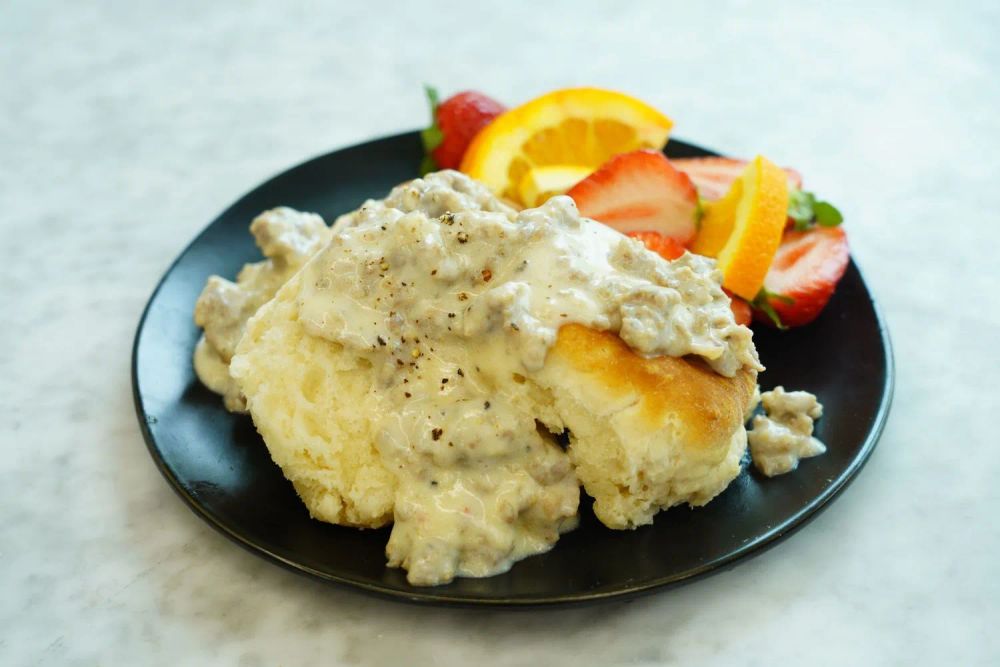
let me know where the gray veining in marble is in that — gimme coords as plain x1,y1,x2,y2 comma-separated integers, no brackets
2,1,998,665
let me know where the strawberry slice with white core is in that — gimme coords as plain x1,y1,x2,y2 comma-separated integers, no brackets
759,226,849,327
672,157,803,202
566,150,698,244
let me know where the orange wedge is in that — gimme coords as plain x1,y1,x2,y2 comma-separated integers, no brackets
692,156,789,300
460,88,673,205
518,165,592,208
692,177,743,257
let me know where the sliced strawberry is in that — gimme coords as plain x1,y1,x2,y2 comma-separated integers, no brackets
755,226,849,327
723,288,753,326
567,150,698,244
627,230,686,261
422,87,505,172
671,157,803,202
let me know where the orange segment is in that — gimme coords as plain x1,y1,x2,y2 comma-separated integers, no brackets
518,165,592,208
692,177,743,257
460,88,672,205
711,156,790,300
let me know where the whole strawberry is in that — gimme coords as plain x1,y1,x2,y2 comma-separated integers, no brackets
421,86,505,173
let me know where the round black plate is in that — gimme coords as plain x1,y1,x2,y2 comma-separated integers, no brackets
132,132,893,606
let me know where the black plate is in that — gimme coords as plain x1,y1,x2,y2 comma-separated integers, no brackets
132,132,893,606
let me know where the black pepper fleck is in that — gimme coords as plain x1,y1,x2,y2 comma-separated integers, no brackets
431,428,443,441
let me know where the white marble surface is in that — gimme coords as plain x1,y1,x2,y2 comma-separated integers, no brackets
3,1,998,664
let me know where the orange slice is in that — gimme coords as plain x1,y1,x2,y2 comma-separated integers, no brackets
460,88,673,205
518,165,592,208
692,156,789,300
691,177,743,257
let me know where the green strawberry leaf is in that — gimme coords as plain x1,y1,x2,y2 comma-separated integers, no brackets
813,200,844,227
421,124,443,154
788,188,814,219
420,85,443,174
419,154,438,175
787,188,843,230
751,287,793,330
787,188,815,231
424,84,440,110
694,197,706,228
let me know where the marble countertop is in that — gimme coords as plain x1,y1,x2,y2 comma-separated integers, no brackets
3,1,998,664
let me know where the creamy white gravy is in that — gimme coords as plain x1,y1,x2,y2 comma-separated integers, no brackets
194,207,331,411
748,386,826,476
295,171,761,584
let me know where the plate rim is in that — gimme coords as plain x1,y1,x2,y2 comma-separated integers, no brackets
131,132,895,607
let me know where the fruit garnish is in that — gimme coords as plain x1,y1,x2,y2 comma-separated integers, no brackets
750,287,794,329
421,86,505,174
723,289,753,327
671,157,802,202
518,165,592,207
566,150,697,244
787,188,844,231
754,226,850,327
691,155,789,300
627,230,687,261
460,88,673,205
691,176,743,258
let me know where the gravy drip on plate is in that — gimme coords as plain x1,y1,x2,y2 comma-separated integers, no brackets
194,207,331,411
748,386,826,476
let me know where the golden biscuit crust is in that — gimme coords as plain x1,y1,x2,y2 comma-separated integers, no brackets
552,324,756,451
535,324,758,529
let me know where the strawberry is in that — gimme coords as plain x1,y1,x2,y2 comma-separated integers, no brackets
627,230,686,261
723,289,753,326
671,157,803,202
421,86,505,172
567,150,698,244
754,226,849,327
